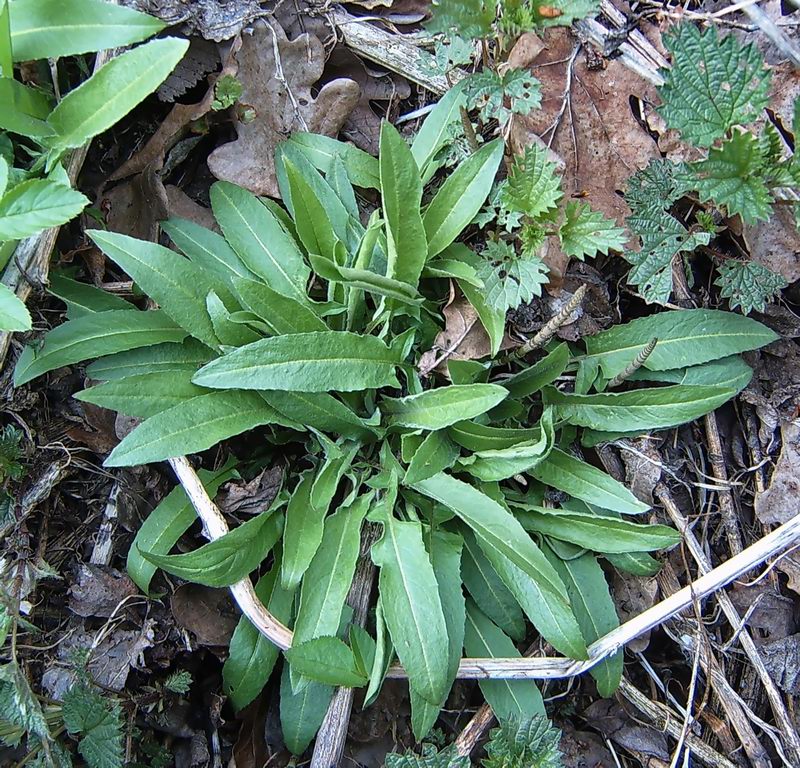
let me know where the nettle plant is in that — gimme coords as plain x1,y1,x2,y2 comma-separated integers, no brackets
0,0,188,331
15,113,777,752
625,23,800,313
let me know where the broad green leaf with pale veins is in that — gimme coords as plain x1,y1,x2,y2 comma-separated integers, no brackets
139,510,282,587
105,390,289,466
14,310,186,386
286,637,368,687
371,512,450,706
193,331,402,392
0,179,88,240
716,260,786,314
47,37,188,149
0,284,31,332
383,384,508,430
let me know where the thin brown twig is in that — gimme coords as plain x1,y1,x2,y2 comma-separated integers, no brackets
703,412,744,555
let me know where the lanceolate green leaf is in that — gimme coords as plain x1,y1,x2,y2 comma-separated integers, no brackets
310,256,423,306
47,37,189,149
232,277,326,335
85,338,212,381
517,507,680,553
162,217,256,286
0,284,31,332
544,385,737,432
9,0,165,61
502,343,569,399
423,140,504,257
411,82,466,174
75,370,207,419
383,384,508,431
280,666,333,756
223,551,295,710
449,420,547,452
529,448,649,515
281,471,327,590
542,546,622,697
261,390,378,442
48,273,131,318
0,179,89,240
293,495,370,644
210,181,310,304
286,637,368,687
14,309,186,386
88,229,226,349
370,512,450,706
403,430,460,485
287,132,380,189
193,331,402,393
139,510,283,587
0,78,53,138
126,461,237,594
379,121,427,288
411,473,570,607
463,601,545,723
582,308,777,378
461,530,525,642
105,390,289,466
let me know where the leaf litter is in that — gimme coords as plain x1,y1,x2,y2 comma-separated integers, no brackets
4,1,800,767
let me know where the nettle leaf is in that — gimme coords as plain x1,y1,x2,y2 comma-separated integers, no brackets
715,260,786,314
286,637,368,687
127,462,237,594
47,37,188,150
688,130,773,224
371,512,451,706
193,331,403,393
465,69,541,126
477,241,549,313
529,448,648,515
427,0,497,39
0,284,31,332
9,0,164,61
423,139,504,257
545,384,737,432
384,384,508,431
62,684,123,768
501,144,561,217
380,121,427,288
14,309,186,386
105,390,290,466
658,23,770,147
558,201,625,259
464,600,545,722
0,179,88,240
138,509,283,587
582,308,777,378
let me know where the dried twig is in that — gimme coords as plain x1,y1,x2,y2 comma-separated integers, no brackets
168,456,800,684
703,412,744,555
656,484,800,765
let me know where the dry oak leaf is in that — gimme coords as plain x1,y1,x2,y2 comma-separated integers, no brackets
122,0,263,41
207,18,360,197
755,420,800,525
512,28,659,228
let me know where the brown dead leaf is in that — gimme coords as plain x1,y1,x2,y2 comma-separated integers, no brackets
103,165,169,241
755,421,800,525
777,550,800,598
215,465,283,517
158,37,220,102
559,723,616,768
507,31,545,70
208,19,360,198
729,583,796,640
620,438,663,506
326,47,411,156
611,572,658,653
512,29,659,227
171,583,239,647
743,204,800,286
68,401,119,454
165,185,217,230
231,698,270,768
69,564,137,618
761,633,800,695
583,700,670,762
110,38,241,183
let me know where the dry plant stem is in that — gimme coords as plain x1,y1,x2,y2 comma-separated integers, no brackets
607,336,658,388
656,484,800,765
704,412,744,555
170,455,800,685
740,1,800,68
0,48,114,370
453,703,494,758
331,8,458,94
311,525,379,768
618,679,739,768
